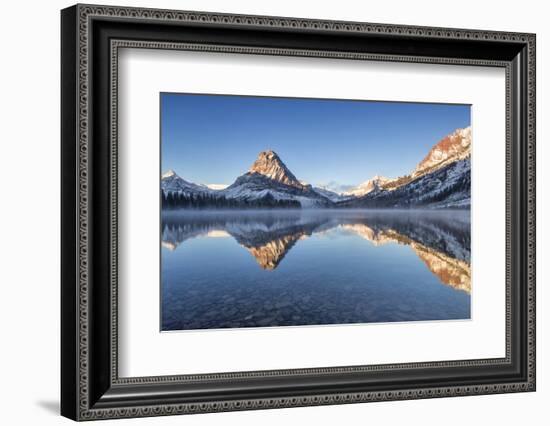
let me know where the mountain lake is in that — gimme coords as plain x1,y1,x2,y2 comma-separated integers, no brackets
161,209,471,331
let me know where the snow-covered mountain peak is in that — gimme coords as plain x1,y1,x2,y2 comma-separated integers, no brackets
412,126,472,178
344,175,394,197
161,170,211,194
162,169,177,179
248,150,305,189
455,126,472,142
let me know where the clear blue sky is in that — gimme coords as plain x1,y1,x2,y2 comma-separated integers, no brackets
161,93,470,188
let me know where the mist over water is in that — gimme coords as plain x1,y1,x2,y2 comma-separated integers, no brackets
161,209,471,331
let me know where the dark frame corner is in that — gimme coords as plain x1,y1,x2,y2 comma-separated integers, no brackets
61,3,535,421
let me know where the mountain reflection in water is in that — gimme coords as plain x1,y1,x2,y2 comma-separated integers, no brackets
162,210,470,293
161,210,471,330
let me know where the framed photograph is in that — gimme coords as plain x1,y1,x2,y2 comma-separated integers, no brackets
61,4,536,421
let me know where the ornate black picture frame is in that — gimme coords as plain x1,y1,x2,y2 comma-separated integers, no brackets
61,4,536,421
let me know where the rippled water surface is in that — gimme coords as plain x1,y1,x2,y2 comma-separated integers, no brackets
161,209,471,331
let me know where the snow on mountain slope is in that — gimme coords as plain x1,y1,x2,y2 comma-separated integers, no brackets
342,127,472,199
344,175,397,197
205,183,229,190
222,172,330,206
312,186,353,202
222,151,331,207
412,126,471,178
339,157,470,209
161,170,213,194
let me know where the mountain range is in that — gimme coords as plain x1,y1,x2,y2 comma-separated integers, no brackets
162,126,471,209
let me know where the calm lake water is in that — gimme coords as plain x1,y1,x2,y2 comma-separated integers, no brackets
161,209,471,331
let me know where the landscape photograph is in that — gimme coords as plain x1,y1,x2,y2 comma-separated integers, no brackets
160,93,472,331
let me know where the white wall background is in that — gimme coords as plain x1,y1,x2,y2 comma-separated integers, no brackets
0,0,546,424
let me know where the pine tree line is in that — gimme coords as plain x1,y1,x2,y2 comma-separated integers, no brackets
161,191,301,209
